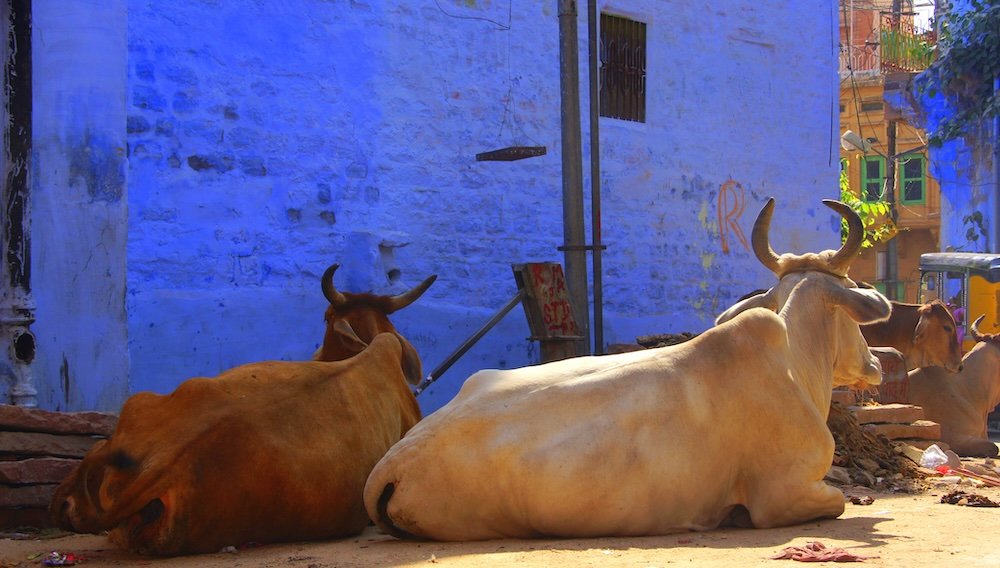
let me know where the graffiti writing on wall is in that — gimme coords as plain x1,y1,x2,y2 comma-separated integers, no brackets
529,263,579,337
717,180,748,254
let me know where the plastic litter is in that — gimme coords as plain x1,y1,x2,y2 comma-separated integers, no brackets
919,444,948,468
41,551,83,566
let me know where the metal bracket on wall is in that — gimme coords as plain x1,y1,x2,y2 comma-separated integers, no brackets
475,146,547,162
557,244,607,252
413,262,586,396
414,288,527,396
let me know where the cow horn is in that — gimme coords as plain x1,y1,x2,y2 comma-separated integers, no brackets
387,274,438,313
751,198,782,274
823,199,864,274
969,315,987,343
321,264,348,307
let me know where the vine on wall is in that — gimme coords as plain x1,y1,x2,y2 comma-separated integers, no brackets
917,1,1000,145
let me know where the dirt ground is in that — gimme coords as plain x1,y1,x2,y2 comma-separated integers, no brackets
3,470,1000,568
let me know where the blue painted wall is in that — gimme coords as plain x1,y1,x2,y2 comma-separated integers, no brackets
25,1,843,415
30,0,130,411
913,0,999,253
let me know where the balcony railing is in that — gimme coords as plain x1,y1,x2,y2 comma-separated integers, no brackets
880,13,936,73
839,12,936,77
839,43,881,76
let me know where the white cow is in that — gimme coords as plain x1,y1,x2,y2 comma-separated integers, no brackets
363,198,890,541
907,315,1000,457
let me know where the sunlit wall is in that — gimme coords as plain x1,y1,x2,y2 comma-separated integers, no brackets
28,1,841,414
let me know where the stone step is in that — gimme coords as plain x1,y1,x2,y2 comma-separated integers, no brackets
0,405,116,437
0,507,50,531
848,403,926,425
831,389,858,406
0,458,79,485
863,419,942,441
0,431,101,459
0,484,57,508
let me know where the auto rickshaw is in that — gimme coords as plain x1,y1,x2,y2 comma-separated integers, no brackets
917,252,1000,352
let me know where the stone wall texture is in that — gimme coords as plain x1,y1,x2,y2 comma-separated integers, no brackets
25,1,842,414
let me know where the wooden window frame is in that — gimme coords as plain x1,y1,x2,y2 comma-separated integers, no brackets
899,154,926,204
861,155,886,202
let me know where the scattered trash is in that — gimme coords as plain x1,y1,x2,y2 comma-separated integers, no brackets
771,541,878,562
934,475,963,485
940,490,1000,507
919,444,948,469
219,545,238,554
850,495,875,505
951,467,1000,487
41,551,84,566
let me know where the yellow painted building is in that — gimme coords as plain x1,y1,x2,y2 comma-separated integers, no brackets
838,2,938,302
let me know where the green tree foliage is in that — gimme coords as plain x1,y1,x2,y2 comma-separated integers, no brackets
918,1,1000,145
839,162,896,247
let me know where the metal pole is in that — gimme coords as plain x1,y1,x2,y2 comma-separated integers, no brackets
993,75,999,253
557,0,590,356
415,289,526,395
587,0,604,355
884,0,901,300
886,120,899,300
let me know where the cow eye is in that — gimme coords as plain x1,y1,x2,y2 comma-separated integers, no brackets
110,450,138,470
945,326,954,333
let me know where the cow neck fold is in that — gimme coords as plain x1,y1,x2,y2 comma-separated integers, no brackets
863,304,919,363
777,277,836,416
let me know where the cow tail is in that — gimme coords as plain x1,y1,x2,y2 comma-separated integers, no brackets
375,483,418,540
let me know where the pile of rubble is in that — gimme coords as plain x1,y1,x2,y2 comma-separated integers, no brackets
825,402,926,492
606,333,700,354
635,332,700,348
0,405,116,530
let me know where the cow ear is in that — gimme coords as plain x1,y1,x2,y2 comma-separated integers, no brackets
716,288,778,326
830,286,892,325
397,335,424,386
913,314,929,344
332,319,369,356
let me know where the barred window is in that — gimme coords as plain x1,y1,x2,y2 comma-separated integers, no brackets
600,13,646,123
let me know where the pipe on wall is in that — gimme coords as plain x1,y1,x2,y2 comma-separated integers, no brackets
557,0,590,356
587,0,604,354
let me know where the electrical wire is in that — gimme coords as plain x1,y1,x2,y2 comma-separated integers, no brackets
433,0,511,30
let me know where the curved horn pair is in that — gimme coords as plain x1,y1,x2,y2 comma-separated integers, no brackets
751,198,864,275
321,263,438,313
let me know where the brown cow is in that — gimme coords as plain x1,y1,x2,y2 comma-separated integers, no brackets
907,316,1000,457
49,265,436,555
315,263,436,375
860,300,963,372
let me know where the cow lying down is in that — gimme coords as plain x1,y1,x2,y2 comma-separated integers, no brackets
49,332,419,555
49,265,435,555
364,199,891,541
908,316,1000,457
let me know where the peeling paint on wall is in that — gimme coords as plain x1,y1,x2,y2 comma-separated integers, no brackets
27,0,840,414
68,130,126,203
